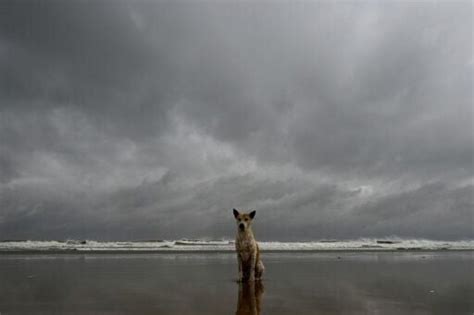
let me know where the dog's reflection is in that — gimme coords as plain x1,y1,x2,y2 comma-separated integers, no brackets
235,281,264,315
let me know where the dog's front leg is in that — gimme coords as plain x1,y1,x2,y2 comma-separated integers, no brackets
248,252,256,282
237,254,243,282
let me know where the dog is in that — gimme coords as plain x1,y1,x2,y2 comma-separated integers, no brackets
233,208,264,282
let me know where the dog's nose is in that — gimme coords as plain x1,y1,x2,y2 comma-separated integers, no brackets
239,223,245,230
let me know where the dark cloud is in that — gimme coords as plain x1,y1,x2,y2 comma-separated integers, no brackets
0,1,472,240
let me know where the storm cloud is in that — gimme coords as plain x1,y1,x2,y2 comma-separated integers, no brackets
0,1,472,240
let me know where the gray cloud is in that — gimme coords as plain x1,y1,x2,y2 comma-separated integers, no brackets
0,1,472,240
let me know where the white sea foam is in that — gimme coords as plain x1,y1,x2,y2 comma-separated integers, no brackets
0,238,473,252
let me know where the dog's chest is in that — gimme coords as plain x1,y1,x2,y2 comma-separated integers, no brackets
236,237,255,261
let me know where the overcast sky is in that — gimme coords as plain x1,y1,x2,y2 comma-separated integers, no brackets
0,0,472,241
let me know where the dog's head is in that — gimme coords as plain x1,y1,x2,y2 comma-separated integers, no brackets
233,208,256,232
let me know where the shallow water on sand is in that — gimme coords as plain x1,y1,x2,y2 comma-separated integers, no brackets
0,251,472,314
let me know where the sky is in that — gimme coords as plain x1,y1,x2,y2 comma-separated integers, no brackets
0,0,472,241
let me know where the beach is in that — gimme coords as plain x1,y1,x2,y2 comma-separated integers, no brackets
0,251,472,314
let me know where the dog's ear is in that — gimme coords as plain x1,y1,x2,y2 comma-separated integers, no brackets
249,210,256,219
233,209,240,218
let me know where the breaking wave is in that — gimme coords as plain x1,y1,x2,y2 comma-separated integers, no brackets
1,238,473,252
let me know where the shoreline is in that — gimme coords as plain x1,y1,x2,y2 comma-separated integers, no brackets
1,248,473,255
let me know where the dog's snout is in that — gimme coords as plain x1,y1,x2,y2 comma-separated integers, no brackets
239,223,245,230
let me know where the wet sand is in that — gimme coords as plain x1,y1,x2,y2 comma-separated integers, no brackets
0,251,472,314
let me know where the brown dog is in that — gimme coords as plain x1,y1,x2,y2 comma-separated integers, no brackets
233,208,264,282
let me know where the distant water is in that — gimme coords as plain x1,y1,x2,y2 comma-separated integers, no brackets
1,238,473,252
0,251,472,314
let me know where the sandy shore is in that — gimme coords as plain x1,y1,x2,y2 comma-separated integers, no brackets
0,251,472,314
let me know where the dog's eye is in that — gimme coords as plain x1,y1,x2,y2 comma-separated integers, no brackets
244,218,248,221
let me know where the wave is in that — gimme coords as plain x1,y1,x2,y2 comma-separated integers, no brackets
0,238,473,252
